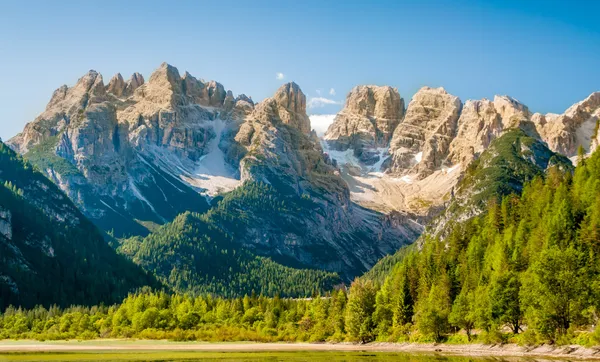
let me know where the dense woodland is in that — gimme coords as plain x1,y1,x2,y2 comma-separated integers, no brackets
119,213,341,297
119,182,342,298
0,142,158,310
2,146,600,345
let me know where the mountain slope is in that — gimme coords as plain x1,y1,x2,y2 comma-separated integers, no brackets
226,83,422,279
429,128,573,237
122,84,423,283
365,129,573,281
7,65,423,280
0,142,159,309
361,147,600,342
118,192,342,298
323,87,599,221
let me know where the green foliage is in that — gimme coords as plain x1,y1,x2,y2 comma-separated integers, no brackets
345,279,377,342
367,146,600,344
0,141,158,310
459,129,572,207
118,184,341,298
0,290,352,342
24,135,81,177
3,134,600,346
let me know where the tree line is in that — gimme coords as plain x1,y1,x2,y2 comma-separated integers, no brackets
2,146,600,346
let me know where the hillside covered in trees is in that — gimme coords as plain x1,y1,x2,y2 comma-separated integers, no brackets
118,182,342,298
3,147,600,345
0,142,159,310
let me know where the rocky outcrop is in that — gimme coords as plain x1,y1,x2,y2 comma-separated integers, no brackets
7,64,420,279
0,208,11,240
7,63,247,237
107,73,126,97
387,87,461,177
226,83,421,278
250,82,311,134
533,92,600,157
325,86,404,148
126,72,145,95
323,84,599,225
448,96,532,167
324,85,404,164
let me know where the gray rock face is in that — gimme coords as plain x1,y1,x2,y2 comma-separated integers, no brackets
8,63,245,236
107,73,126,97
322,84,599,225
324,85,404,164
387,87,462,178
8,65,420,279
230,83,421,278
533,92,600,157
126,72,145,95
448,96,532,167
260,82,311,134
0,208,12,240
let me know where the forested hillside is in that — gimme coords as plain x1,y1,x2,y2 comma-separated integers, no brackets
366,129,573,283
0,142,159,309
362,146,600,344
119,183,342,298
4,147,600,345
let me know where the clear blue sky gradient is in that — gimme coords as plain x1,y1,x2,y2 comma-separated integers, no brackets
1,0,599,140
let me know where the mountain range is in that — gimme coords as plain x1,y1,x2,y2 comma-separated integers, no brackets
2,62,600,306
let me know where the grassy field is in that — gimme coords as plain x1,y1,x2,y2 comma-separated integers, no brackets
0,350,430,362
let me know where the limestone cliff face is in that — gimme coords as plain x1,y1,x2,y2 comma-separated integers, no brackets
250,82,311,134
387,87,462,178
7,65,421,279
7,63,253,236
322,84,599,222
228,82,421,278
533,92,600,157
448,96,533,167
324,85,404,164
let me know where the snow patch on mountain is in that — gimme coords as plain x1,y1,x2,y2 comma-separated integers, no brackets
128,176,159,215
415,151,423,163
190,119,241,196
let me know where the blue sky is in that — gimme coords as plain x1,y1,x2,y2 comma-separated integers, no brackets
1,0,599,140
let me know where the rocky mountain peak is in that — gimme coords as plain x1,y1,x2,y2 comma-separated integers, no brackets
148,62,182,91
107,73,126,97
533,91,600,156
205,80,226,107
274,82,306,114
126,72,145,94
71,70,105,99
565,91,600,118
492,95,531,126
387,86,462,177
46,85,69,110
323,85,404,164
134,62,186,107
343,85,403,119
236,94,254,105
252,82,311,134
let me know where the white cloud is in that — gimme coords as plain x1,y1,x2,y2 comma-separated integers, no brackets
307,97,341,109
276,72,285,80
316,89,322,95
329,88,336,96
309,114,336,137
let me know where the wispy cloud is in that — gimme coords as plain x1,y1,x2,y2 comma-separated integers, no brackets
329,88,336,96
309,114,336,137
307,97,341,109
276,72,285,80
